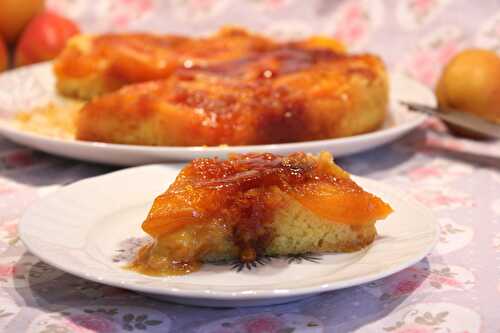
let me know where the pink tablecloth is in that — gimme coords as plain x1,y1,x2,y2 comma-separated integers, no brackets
1,0,500,331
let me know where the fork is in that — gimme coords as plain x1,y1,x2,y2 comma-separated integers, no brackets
400,101,500,139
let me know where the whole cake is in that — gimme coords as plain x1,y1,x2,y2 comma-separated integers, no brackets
50,26,388,146
76,46,388,146
131,152,392,276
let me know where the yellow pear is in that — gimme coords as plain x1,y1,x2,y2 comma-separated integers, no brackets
436,49,500,125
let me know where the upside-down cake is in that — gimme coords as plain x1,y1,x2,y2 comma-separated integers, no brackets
131,152,392,275
76,45,388,146
52,26,388,146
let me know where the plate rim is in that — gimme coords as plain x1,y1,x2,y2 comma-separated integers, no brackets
19,164,439,301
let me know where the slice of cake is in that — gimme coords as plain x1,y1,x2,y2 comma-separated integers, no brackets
131,152,392,276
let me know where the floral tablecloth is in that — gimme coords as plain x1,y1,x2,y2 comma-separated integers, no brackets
1,0,500,332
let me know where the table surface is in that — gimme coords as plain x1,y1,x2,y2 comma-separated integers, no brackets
1,0,500,332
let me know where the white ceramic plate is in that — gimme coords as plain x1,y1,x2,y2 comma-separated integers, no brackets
0,63,434,166
20,164,438,307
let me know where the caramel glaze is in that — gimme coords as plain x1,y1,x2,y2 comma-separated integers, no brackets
165,47,350,145
54,26,349,89
166,75,309,145
190,45,344,79
130,152,392,275
54,28,276,84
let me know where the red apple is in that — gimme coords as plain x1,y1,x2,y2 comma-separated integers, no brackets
14,11,79,67
0,36,7,72
0,0,45,44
